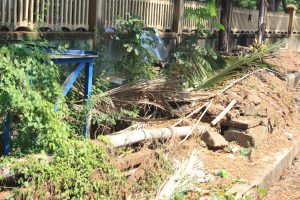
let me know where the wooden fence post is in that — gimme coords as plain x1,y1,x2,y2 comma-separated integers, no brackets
96,0,105,33
286,4,297,36
89,0,97,32
172,0,184,33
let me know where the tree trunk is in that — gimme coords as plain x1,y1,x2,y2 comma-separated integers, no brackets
218,0,233,52
258,0,267,44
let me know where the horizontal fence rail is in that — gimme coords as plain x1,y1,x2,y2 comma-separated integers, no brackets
102,0,174,31
0,0,89,31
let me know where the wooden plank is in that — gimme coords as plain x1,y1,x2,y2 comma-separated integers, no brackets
211,99,237,126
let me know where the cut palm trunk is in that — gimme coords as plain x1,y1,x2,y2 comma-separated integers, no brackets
106,126,209,148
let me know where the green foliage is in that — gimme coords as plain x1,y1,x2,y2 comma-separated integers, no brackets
167,44,224,88
208,190,252,200
9,140,123,199
135,157,174,199
185,0,224,36
0,43,70,154
201,43,282,88
233,0,257,9
168,42,281,89
113,14,158,82
0,43,124,199
256,187,268,198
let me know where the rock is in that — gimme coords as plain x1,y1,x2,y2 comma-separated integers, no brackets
246,94,261,106
202,131,228,148
222,118,262,129
286,73,300,88
207,104,225,116
223,126,268,148
244,104,259,116
287,133,294,140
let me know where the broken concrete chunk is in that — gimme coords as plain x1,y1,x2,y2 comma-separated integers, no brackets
246,94,261,106
286,73,300,88
223,126,268,148
207,104,225,116
202,131,228,148
222,118,262,129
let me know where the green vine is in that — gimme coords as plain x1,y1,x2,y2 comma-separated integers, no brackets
0,43,124,199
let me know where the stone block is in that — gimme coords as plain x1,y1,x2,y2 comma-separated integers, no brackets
202,131,228,148
222,118,262,129
224,126,268,148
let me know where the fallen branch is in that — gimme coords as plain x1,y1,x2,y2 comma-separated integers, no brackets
211,99,237,126
172,103,208,127
105,126,209,148
218,68,267,95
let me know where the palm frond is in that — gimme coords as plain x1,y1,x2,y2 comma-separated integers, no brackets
156,150,207,200
201,42,283,88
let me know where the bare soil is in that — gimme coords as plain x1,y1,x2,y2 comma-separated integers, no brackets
127,50,300,197
266,50,300,73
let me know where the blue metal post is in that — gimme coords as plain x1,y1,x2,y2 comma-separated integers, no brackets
3,116,10,156
62,63,85,96
83,62,94,138
84,62,93,99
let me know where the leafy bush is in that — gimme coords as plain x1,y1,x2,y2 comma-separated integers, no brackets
112,15,158,82
0,43,70,154
185,0,223,36
0,43,124,199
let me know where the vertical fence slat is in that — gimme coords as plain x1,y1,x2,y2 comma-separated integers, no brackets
2,0,6,24
85,0,89,28
8,0,12,25
14,0,17,28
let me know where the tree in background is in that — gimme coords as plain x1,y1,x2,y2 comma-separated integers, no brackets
233,0,257,9
233,0,299,12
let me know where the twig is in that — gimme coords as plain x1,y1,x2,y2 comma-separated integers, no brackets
172,102,208,127
179,100,212,144
211,99,237,126
218,68,267,95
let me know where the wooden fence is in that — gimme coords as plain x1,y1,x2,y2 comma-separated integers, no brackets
0,0,89,31
228,7,290,34
102,0,174,30
0,0,298,35
294,16,300,33
231,8,259,33
101,0,292,34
